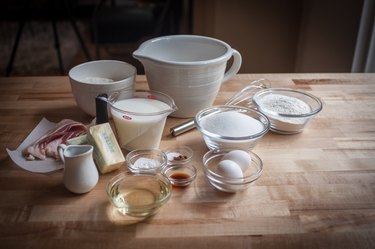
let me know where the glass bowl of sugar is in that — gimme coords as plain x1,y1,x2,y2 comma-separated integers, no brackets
194,105,270,150
252,88,323,134
126,149,168,174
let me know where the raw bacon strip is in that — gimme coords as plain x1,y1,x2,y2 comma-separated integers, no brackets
22,119,87,161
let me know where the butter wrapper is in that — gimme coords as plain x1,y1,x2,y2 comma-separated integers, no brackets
67,135,88,145
87,123,125,174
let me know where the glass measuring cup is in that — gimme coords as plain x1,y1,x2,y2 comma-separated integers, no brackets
107,90,177,151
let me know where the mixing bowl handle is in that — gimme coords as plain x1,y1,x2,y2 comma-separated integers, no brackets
95,94,109,124
222,49,242,83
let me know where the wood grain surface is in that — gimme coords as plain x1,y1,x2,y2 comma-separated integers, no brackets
0,74,374,249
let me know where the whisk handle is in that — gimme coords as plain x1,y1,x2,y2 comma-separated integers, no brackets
170,119,195,136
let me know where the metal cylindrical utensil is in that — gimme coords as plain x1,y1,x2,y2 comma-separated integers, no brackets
169,79,269,136
170,119,196,136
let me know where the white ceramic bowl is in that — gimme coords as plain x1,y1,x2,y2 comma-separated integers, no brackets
195,105,270,150
68,60,136,116
133,35,242,118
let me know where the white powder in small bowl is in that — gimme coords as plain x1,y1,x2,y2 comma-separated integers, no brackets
132,158,161,170
200,111,264,137
82,77,114,84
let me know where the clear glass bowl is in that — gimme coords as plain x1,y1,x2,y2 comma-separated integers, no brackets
163,145,193,165
252,88,323,134
126,149,167,174
202,149,263,192
162,164,197,187
106,172,172,217
194,105,270,150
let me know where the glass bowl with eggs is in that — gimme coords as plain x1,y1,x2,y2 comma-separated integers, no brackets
252,88,323,134
202,149,263,192
195,105,270,151
106,172,172,217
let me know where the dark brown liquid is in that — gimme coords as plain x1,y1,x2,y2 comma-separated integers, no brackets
170,172,191,180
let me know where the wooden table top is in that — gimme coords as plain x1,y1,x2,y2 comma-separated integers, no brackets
0,73,374,249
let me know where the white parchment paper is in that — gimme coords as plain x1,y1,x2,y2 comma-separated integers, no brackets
6,118,64,173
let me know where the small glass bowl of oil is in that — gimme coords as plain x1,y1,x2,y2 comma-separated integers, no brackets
162,164,197,187
106,172,172,217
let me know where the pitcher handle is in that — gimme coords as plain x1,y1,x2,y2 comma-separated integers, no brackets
222,49,242,83
58,144,67,163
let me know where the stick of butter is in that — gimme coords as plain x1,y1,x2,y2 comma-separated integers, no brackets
87,123,125,174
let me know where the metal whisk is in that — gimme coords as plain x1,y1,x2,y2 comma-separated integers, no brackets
169,79,269,136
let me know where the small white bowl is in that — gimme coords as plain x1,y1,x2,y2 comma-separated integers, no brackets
69,60,136,116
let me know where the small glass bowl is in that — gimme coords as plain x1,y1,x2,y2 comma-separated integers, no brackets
162,164,197,187
252,88,323,134
126,149,167,174
195,105,270,151
163,145,193,165
106,172,172,217
202,149,263,192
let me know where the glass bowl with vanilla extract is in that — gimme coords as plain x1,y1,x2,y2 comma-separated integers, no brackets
162,163,197,187
162,145,197,187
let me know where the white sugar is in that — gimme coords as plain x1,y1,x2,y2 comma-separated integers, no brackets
200,111,264,137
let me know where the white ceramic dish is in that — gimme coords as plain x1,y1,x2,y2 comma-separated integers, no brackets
68,60,136,116
133,35,242,118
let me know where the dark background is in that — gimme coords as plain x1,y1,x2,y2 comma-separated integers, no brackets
0,0,366,76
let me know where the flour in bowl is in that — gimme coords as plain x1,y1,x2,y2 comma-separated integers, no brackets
82,77,114,84
258,93,311,125
258,94,310,115
200,111,264,137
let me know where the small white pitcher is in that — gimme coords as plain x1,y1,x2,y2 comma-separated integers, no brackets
58,144,99,194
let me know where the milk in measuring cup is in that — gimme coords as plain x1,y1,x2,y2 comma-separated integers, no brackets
111,98,170,150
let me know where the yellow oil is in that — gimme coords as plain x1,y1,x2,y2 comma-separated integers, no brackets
109,180,170,216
